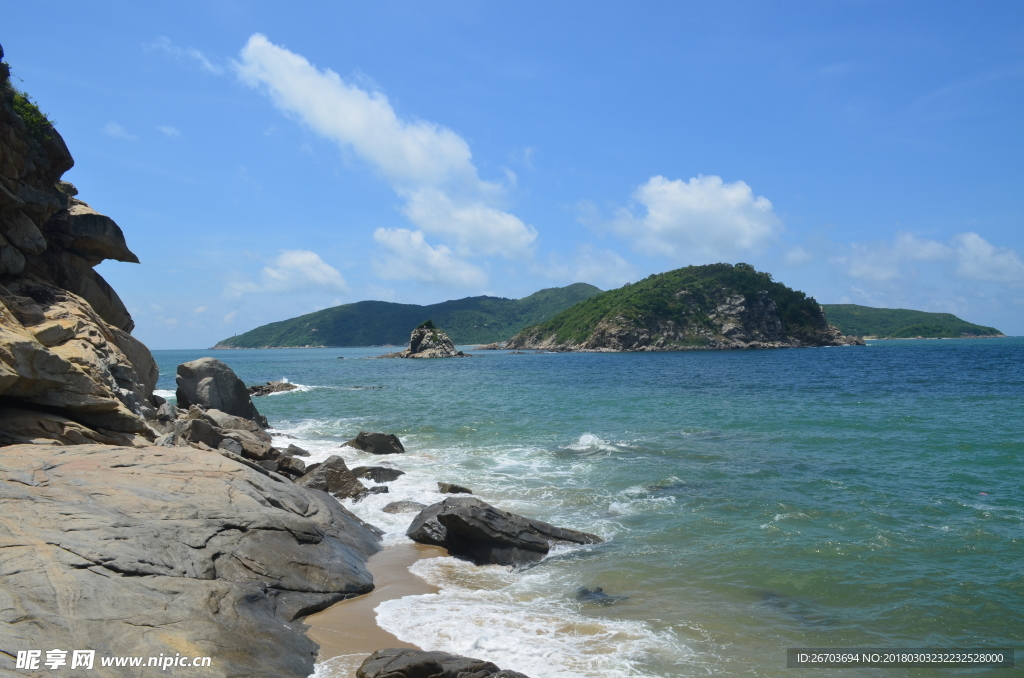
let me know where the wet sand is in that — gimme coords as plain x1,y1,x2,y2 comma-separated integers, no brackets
306,542,448,661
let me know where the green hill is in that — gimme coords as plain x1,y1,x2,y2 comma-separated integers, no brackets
820,304,1003,338
214,283,602,348
506,263,859,351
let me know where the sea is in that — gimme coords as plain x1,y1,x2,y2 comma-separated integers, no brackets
152,338,1023,678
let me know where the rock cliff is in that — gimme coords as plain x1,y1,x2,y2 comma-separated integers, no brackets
503,264,864,351
0,47,383,678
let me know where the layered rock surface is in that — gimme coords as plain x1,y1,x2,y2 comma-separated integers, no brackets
1,54,157,444
357,648,530,678
0,443,382,678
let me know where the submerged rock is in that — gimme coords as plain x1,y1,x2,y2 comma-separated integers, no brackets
377,320,468,359
576,586,628,606
249,380,298,397
345,431,406,455
383,500,428,514
438,481,473,494
407,497,602,567
175,357,269,428
357,648,530,678
352,465,406,482
0,443,382,678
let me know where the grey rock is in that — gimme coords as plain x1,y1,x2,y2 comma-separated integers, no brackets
279,455,307,477
3,209,48,255
407,497,603,567
203,407,272,441
356,648,529,678
382,500,428,514
376,321,468,359
156,401,177,421
345,431,406,455
175,357,269,428
249,380,298,396
352,465,406,482
576,586,628,605
285,443,310,457
182,418,224,448
297,455,367,500
0,444,382,678
217,437,244,456
60,199,140,265
438,481,472,494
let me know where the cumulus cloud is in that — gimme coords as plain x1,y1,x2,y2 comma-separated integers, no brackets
836,232,953,281
952,232,1024,282
611,175,782,261
234,34,536,268
150,36,224,74
835,231,1024,283
372,228,487,287
226,250,348,297
103,122,138,141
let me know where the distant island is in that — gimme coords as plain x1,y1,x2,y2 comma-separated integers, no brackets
820,305,1004,339
214,283,601,348
498,263,862,351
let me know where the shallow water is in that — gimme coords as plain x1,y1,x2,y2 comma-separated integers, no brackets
153,339,1024,677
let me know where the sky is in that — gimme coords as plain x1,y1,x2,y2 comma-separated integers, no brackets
4,1,1024,348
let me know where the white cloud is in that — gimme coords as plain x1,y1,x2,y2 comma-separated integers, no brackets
952,232,1024,282
835,231,1024,283
372,228,487,287
223,311,237,324
783,246,813,266
150,36,224,75
194,306,208,314
226,250,349,297
402,189,536,259
611,175,782,261
103,122,138,141
836,232,953,281
157,125,182,138
234,34,536,263
541,245,636,289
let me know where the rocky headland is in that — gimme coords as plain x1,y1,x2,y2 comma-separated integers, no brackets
377,320,468,359
490,263,864,352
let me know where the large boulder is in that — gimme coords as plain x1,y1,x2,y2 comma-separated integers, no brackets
357,648,530,678
345,431,406,455
0,444,382,678
296,455,367,500
175,357,269,428
407,497,603,567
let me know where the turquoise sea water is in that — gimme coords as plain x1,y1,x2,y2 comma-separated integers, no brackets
153,339,1023,678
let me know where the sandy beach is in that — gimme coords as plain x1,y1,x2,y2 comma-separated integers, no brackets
306,542,449,675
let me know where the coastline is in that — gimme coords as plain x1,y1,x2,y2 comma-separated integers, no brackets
306,542,449,672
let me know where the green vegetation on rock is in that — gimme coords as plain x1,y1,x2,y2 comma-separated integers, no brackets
514,263,833,348
215,283,602,348
821,304,1003,338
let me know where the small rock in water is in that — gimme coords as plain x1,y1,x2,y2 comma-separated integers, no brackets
284,443,310,457
249,380,298,397
345,431,406,455
438,481,473,494
576,586,628,605
356,648,530,678
383,500,428,514
352,466,405,482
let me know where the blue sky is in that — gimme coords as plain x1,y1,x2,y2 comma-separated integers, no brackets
5,1,1024,348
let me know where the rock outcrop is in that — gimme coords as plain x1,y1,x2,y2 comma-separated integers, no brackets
503,264,865,352
407,497,602,566
377,320,468,359
249,379,298,396
175,357,269,428
357,648,530,678
0,53,159,445
0,443,382,678
352,465,405,482
345,431,406,455
296,455,368,501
